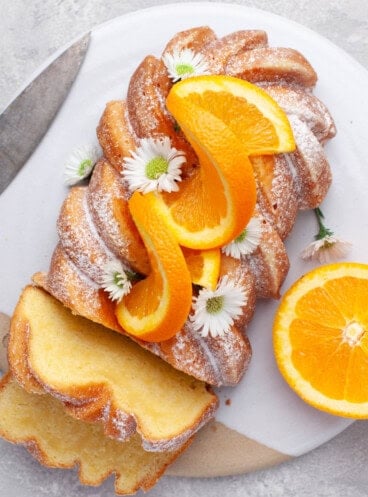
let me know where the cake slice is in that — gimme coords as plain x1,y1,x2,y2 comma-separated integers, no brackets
8,286,218,451
0,374,190,495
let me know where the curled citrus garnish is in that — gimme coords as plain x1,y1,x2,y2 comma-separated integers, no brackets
182,247,220,290
273,263,368,418
116,191,192,342
149,75,295,250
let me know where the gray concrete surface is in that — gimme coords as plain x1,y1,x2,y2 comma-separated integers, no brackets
1,1,368,496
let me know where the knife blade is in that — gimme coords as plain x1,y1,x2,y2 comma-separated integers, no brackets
0,32,90,194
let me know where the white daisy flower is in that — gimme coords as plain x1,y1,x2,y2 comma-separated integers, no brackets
64,144,100,185
162,48,209,82
301,236,352,264
100,260,132,302
301,207,351,264
122,137,186,194
190,276,246,338
222,217,262,259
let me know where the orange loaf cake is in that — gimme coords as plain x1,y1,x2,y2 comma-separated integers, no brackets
34,26,336,388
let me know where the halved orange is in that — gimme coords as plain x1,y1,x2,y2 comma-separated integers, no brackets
150,75,295,250
115,191,192,342
182,247,220,290
273,263,368,418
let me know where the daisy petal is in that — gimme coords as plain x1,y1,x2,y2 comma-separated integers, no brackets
222,217,262,259
122,137,185,194
64,144,100,186
162,48,210,82
100,259,132,302
190,275,247,338
301,235,352,263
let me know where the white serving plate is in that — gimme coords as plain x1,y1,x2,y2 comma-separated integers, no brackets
1,2,368,494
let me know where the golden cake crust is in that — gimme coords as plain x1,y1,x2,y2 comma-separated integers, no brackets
87,158,150,274
96,100,137,172
226,47,318,87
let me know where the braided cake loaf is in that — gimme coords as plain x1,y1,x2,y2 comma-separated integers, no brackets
34,26,336,387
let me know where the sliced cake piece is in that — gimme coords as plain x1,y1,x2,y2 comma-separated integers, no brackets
8,286,218,452
0,374,190,495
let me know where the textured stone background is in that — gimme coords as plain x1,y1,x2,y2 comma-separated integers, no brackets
1,1,368,496
1,0,368,110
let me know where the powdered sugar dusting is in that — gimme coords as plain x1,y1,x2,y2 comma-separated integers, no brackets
174,321,222,382
203,30,268,74
244,212,289,299
88,162,130,258
58,188,122,284
47,245,100,304
43,245,119,331
287,115,332,209
269,155,298,239
112,409,137,442
252,155,298,240
225,47,317,87
263,85,336,142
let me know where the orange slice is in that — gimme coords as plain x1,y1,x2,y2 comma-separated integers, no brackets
170,75,296,155
115,191,192,342
273,263,368,418
182,247,220,290
150,75,295,250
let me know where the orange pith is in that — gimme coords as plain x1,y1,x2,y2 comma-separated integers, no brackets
115,191,192,342
148,75,295,250
182,247,221,290
273,263,368,418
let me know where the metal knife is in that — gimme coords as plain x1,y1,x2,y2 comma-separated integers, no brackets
0,32,90,195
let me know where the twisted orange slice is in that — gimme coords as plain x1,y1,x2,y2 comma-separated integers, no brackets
151,75,295,250
116,191,192,342
182,247,220,290
273,263,368,418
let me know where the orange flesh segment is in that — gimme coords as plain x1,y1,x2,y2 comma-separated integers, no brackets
182,247,220,290
160,165,227,232
274,263,368,417
188,91,279,154
115,191,192,342
291,276,368,402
